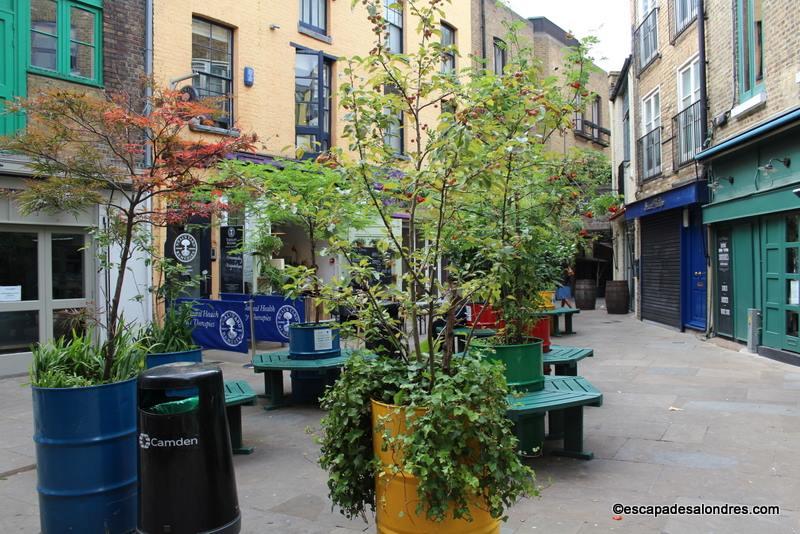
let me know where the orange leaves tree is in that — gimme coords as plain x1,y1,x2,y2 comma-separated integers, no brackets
0,87,255,379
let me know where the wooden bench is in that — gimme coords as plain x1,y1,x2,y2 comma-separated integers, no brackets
544,345,594,376
224,380,257,455
251,349,358,410
506,376,602,460
537,307,580,337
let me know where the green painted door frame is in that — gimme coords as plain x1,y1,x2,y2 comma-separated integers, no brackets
0,0,26,137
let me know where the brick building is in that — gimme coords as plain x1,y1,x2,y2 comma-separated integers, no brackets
0,0,149,375
611,0,800,362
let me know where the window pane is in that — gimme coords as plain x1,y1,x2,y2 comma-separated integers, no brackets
31,0,57,32
295,53,318,77
787,280,800,306
31,32,58,70
70,42,94,79
0,233,39,301
741,0,751,92
70,7,95,44
296,134,317,151
192,18,211,48
787,310,799,338
0,311,39,355
787,215,800,242
753,0,763,82
52,234,85,299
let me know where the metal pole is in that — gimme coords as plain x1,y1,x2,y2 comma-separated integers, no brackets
249,299,256,360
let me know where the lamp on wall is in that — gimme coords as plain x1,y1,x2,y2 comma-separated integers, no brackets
758,157,791,174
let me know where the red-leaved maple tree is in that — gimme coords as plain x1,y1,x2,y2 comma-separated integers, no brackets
0,86,256,379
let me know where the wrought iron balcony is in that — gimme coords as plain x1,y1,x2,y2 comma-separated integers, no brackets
672,101,703,169
634,8,659,75
637,127,662,181
574,118,611,147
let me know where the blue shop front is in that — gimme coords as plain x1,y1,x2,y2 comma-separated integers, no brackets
626,181,709,330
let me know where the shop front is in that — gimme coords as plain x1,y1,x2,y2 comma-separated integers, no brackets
699,110,800,363
626,180,708,331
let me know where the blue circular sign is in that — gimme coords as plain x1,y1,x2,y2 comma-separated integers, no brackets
276,305,301,340
219,310,245,347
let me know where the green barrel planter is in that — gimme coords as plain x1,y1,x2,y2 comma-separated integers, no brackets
472,338,544,392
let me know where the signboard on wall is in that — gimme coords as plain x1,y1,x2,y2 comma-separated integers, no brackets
220,226,244,293
716,230,734,336
353,246,393,286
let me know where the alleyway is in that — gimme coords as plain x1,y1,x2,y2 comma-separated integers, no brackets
1,309,799,533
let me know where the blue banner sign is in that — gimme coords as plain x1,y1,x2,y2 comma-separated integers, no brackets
252,295,305,342
176,298,251,353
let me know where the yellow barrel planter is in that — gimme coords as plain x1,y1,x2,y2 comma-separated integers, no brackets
371,399,500,534
538,290,556,310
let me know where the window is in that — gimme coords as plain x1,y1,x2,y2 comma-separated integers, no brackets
30,0,102,85
672,0,697,38
738,0,764,100
385,0,402,54
192,18,234,130
440,23,456,74
639,89,661,179
622,88,631,161
674,58,702,166
383,86,403,155
295,50,332,154
635,4,658,73
300,0,327,35
493,38,506,75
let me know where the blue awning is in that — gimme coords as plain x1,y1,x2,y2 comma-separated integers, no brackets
625,180,707,220
695,107,800,162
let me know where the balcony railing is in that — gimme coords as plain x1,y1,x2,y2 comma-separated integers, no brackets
672,101,703,169
669,0,698,43
637,127,662,181
634,8,659,75
574,118,611,147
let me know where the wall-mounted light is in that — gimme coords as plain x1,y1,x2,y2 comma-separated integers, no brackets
758,157,791,174
269,24,281,30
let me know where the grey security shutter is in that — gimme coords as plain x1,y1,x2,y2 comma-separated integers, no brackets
640,210,682,328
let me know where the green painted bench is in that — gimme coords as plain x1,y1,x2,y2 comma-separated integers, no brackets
224,380,257,455
251,349,358,410
537,307,580,336
544,345,594,376
506,375,602,460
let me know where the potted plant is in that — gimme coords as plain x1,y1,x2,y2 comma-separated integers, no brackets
2,86,255,532
142,259,202,369
262,3,612,529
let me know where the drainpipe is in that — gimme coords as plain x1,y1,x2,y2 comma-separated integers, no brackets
144,0,154,324
480,0,487,65
696,0,713,337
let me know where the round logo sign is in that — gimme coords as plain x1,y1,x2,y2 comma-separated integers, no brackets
276,305,301,340
173,233,198,263
227,226,236,238
219,310,245,347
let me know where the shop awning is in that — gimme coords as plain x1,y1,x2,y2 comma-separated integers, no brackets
625,180,707,220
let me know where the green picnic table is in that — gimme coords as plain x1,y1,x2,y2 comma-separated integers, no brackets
251,349,360,410
224,380,258,454
506,375,602,460
545,345,593,376
537,307,580,336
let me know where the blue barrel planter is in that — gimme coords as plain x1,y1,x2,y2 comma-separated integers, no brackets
32,378,138,534
145,348,203,369
288,323,341,360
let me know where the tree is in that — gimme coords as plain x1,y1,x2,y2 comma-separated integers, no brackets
0,86,256,380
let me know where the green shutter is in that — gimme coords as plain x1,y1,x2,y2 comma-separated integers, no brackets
0,0,24,137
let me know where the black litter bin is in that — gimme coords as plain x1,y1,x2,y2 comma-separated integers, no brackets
138,363,240,534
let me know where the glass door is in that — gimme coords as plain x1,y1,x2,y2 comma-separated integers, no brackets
0,227,91,355
762,213,800,353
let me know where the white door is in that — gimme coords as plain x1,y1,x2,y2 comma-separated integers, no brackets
0,227,92,358
678,59,701,160
641,91,661,177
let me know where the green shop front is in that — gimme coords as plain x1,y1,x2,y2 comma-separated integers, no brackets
698,109,800,363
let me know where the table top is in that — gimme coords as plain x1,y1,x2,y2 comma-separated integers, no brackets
252,349,360,370
506,376,602,414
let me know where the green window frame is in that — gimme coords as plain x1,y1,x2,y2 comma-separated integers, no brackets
737,0,763,102
28,0,103,87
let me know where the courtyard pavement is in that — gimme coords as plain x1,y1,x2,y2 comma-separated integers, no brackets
1,308,800,533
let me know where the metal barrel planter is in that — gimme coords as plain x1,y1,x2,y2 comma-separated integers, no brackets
145,348,203,369
288,323,342,404
32,377,138,534
472,338,545,392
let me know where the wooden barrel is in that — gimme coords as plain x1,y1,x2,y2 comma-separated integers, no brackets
605,280,630,314
574,280,597,310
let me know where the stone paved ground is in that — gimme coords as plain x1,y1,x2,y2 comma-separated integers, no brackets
1,308,800,533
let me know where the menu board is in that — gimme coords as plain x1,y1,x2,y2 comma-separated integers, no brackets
220,226,244,293
716,231,733,336
353,246,393,286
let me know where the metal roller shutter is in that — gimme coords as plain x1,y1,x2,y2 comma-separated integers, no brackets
641,210,682,328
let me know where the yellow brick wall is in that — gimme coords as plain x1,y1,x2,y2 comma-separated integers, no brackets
152,0,472,299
